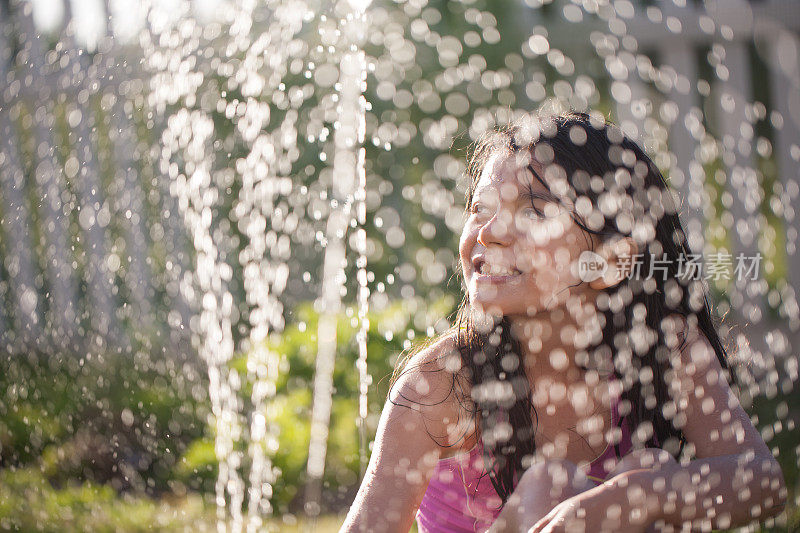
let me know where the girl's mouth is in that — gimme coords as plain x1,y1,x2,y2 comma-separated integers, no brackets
473,259,522,282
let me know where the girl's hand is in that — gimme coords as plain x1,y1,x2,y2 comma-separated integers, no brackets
527,486,650,533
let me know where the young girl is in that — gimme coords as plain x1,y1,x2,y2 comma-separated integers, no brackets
341,111,786,532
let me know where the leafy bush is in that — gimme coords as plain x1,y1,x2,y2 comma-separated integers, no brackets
0,349,208,493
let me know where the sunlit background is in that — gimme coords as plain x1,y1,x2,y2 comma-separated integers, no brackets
0,0,798,531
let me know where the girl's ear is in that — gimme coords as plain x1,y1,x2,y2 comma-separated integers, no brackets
588,237,639,290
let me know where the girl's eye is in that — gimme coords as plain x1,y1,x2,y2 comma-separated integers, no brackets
524,199,563,220
470,203,487,215
522,207,543,219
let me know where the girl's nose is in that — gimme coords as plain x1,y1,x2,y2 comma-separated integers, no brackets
477,211,512,247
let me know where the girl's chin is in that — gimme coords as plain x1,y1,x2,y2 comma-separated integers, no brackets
468,301,530,319
469,298,543,319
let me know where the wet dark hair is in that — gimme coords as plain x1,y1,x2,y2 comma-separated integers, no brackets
394,110,735,505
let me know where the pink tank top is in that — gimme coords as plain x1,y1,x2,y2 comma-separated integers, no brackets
415,397,635,533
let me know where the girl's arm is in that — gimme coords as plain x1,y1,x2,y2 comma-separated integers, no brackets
614,322,787,529
528,320,786,533
565,321,786,531
340,336,468,533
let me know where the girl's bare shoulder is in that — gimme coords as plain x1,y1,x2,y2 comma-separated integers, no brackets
388,331,476,451
403,330,464,372
390,331,467,402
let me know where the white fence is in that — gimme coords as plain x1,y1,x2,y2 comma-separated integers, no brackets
0,0,192,356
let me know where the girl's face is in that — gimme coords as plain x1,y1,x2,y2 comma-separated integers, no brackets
459,150,596,318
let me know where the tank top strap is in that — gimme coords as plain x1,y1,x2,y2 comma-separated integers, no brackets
607,375,625,453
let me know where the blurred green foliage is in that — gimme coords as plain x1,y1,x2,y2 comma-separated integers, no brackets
0,295,456,529
0,468,214,533
0,349,207,493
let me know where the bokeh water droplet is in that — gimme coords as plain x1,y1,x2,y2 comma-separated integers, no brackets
0,0,798,530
